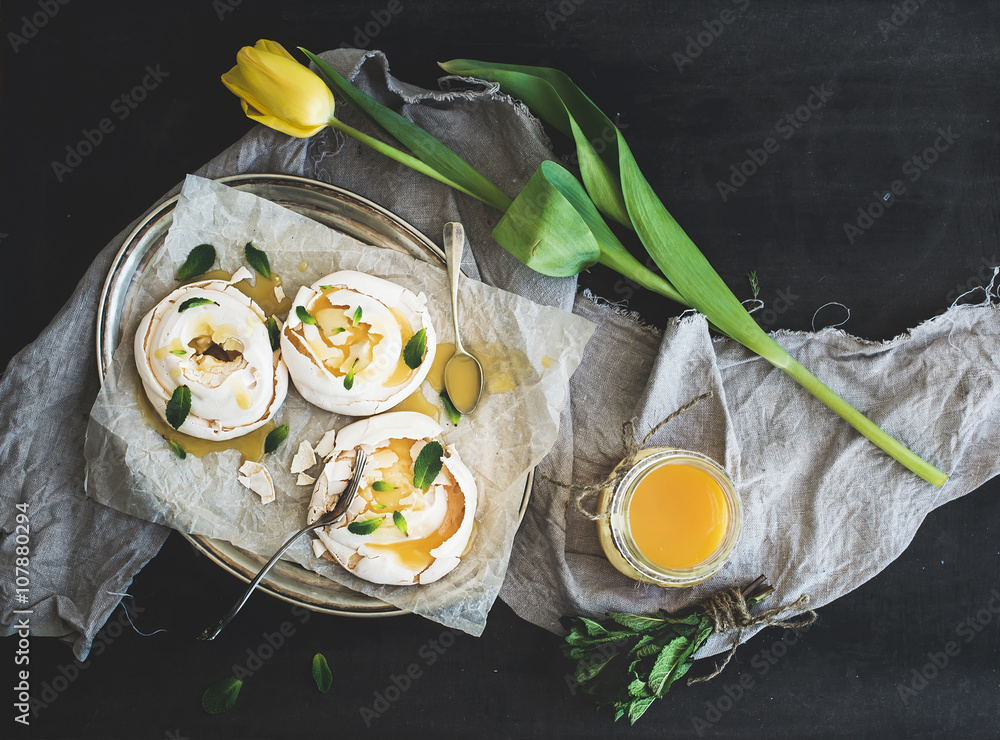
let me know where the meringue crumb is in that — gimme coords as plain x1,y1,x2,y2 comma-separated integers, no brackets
315,429,337,459
230,266,253,284
296,472,316,486
237,460,275,504
290,440,316,473
274,284,285,303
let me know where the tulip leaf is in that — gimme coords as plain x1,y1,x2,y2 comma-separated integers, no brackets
165,386,191,430
445,60,947,487
176,243,216,281
201,676,242,715
312,653,333,694
178,297,218,313
296,306,317,325
300,48,512,212
412,441,444,490
492,164,600,277
244,241,272,279
264,424,289,454
438,60,629,225
347,517,383,536
403,328,427,369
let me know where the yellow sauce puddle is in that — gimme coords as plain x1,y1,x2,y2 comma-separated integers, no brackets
136,391,273,462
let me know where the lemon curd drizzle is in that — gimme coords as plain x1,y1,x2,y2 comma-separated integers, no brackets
183,268,291,318
356,437,465,573
136,391,273,461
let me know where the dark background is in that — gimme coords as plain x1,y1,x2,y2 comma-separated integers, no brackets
3,1,999,738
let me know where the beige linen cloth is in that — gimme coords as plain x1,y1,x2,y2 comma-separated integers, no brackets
3,48,997,660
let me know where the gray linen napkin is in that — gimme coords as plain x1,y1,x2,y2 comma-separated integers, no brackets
3,48,997,662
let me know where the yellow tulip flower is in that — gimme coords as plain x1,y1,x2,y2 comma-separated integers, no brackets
222,41,498,207
221,39,335,138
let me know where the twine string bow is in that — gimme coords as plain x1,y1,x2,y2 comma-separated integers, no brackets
687,581,818,685
540,391,714,520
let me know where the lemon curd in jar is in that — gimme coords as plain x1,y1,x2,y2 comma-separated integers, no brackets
597,448,741,587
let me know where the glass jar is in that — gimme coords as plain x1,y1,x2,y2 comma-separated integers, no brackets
596,447,742,588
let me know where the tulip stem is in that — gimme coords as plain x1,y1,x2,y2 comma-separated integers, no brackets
327,117,502,208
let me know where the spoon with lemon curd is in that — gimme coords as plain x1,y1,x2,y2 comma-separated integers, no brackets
442,222,484,414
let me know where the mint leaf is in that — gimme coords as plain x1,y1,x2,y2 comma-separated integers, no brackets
627,697,655,725
350,305,363,327
440,390,461,425
412,441,444,490
312,653,333,694
178,297,218,313
393,510,408,536
165,386,191,430
267,316,280,350
264,424,289,454
296,306,317,325
608,613,666,631
402,328,427,370
175,243,216,281
648,637,689,698
244,241,271,278
347,517,382,536
344,359,358,391
372,480,396,492
167,439,186,459
201,676,242,715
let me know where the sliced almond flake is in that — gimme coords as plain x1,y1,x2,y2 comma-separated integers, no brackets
296,472,316,486
290,440,316,474
315,429,337,459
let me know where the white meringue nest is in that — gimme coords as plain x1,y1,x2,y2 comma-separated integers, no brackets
308,412,477,586
134,276,288,441
280,271,436,416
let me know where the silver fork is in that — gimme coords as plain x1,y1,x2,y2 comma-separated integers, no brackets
197,447,369,640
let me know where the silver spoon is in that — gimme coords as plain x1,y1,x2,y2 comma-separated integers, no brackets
442,222,484,414
197,447,369,640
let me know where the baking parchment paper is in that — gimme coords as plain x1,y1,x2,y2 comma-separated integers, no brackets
84,174,595,635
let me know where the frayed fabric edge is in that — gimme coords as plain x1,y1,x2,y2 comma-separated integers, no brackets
579,290,719,338
762,290,1000,350
326,49,554,154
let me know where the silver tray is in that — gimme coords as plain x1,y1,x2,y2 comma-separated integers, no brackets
96,173,531,617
